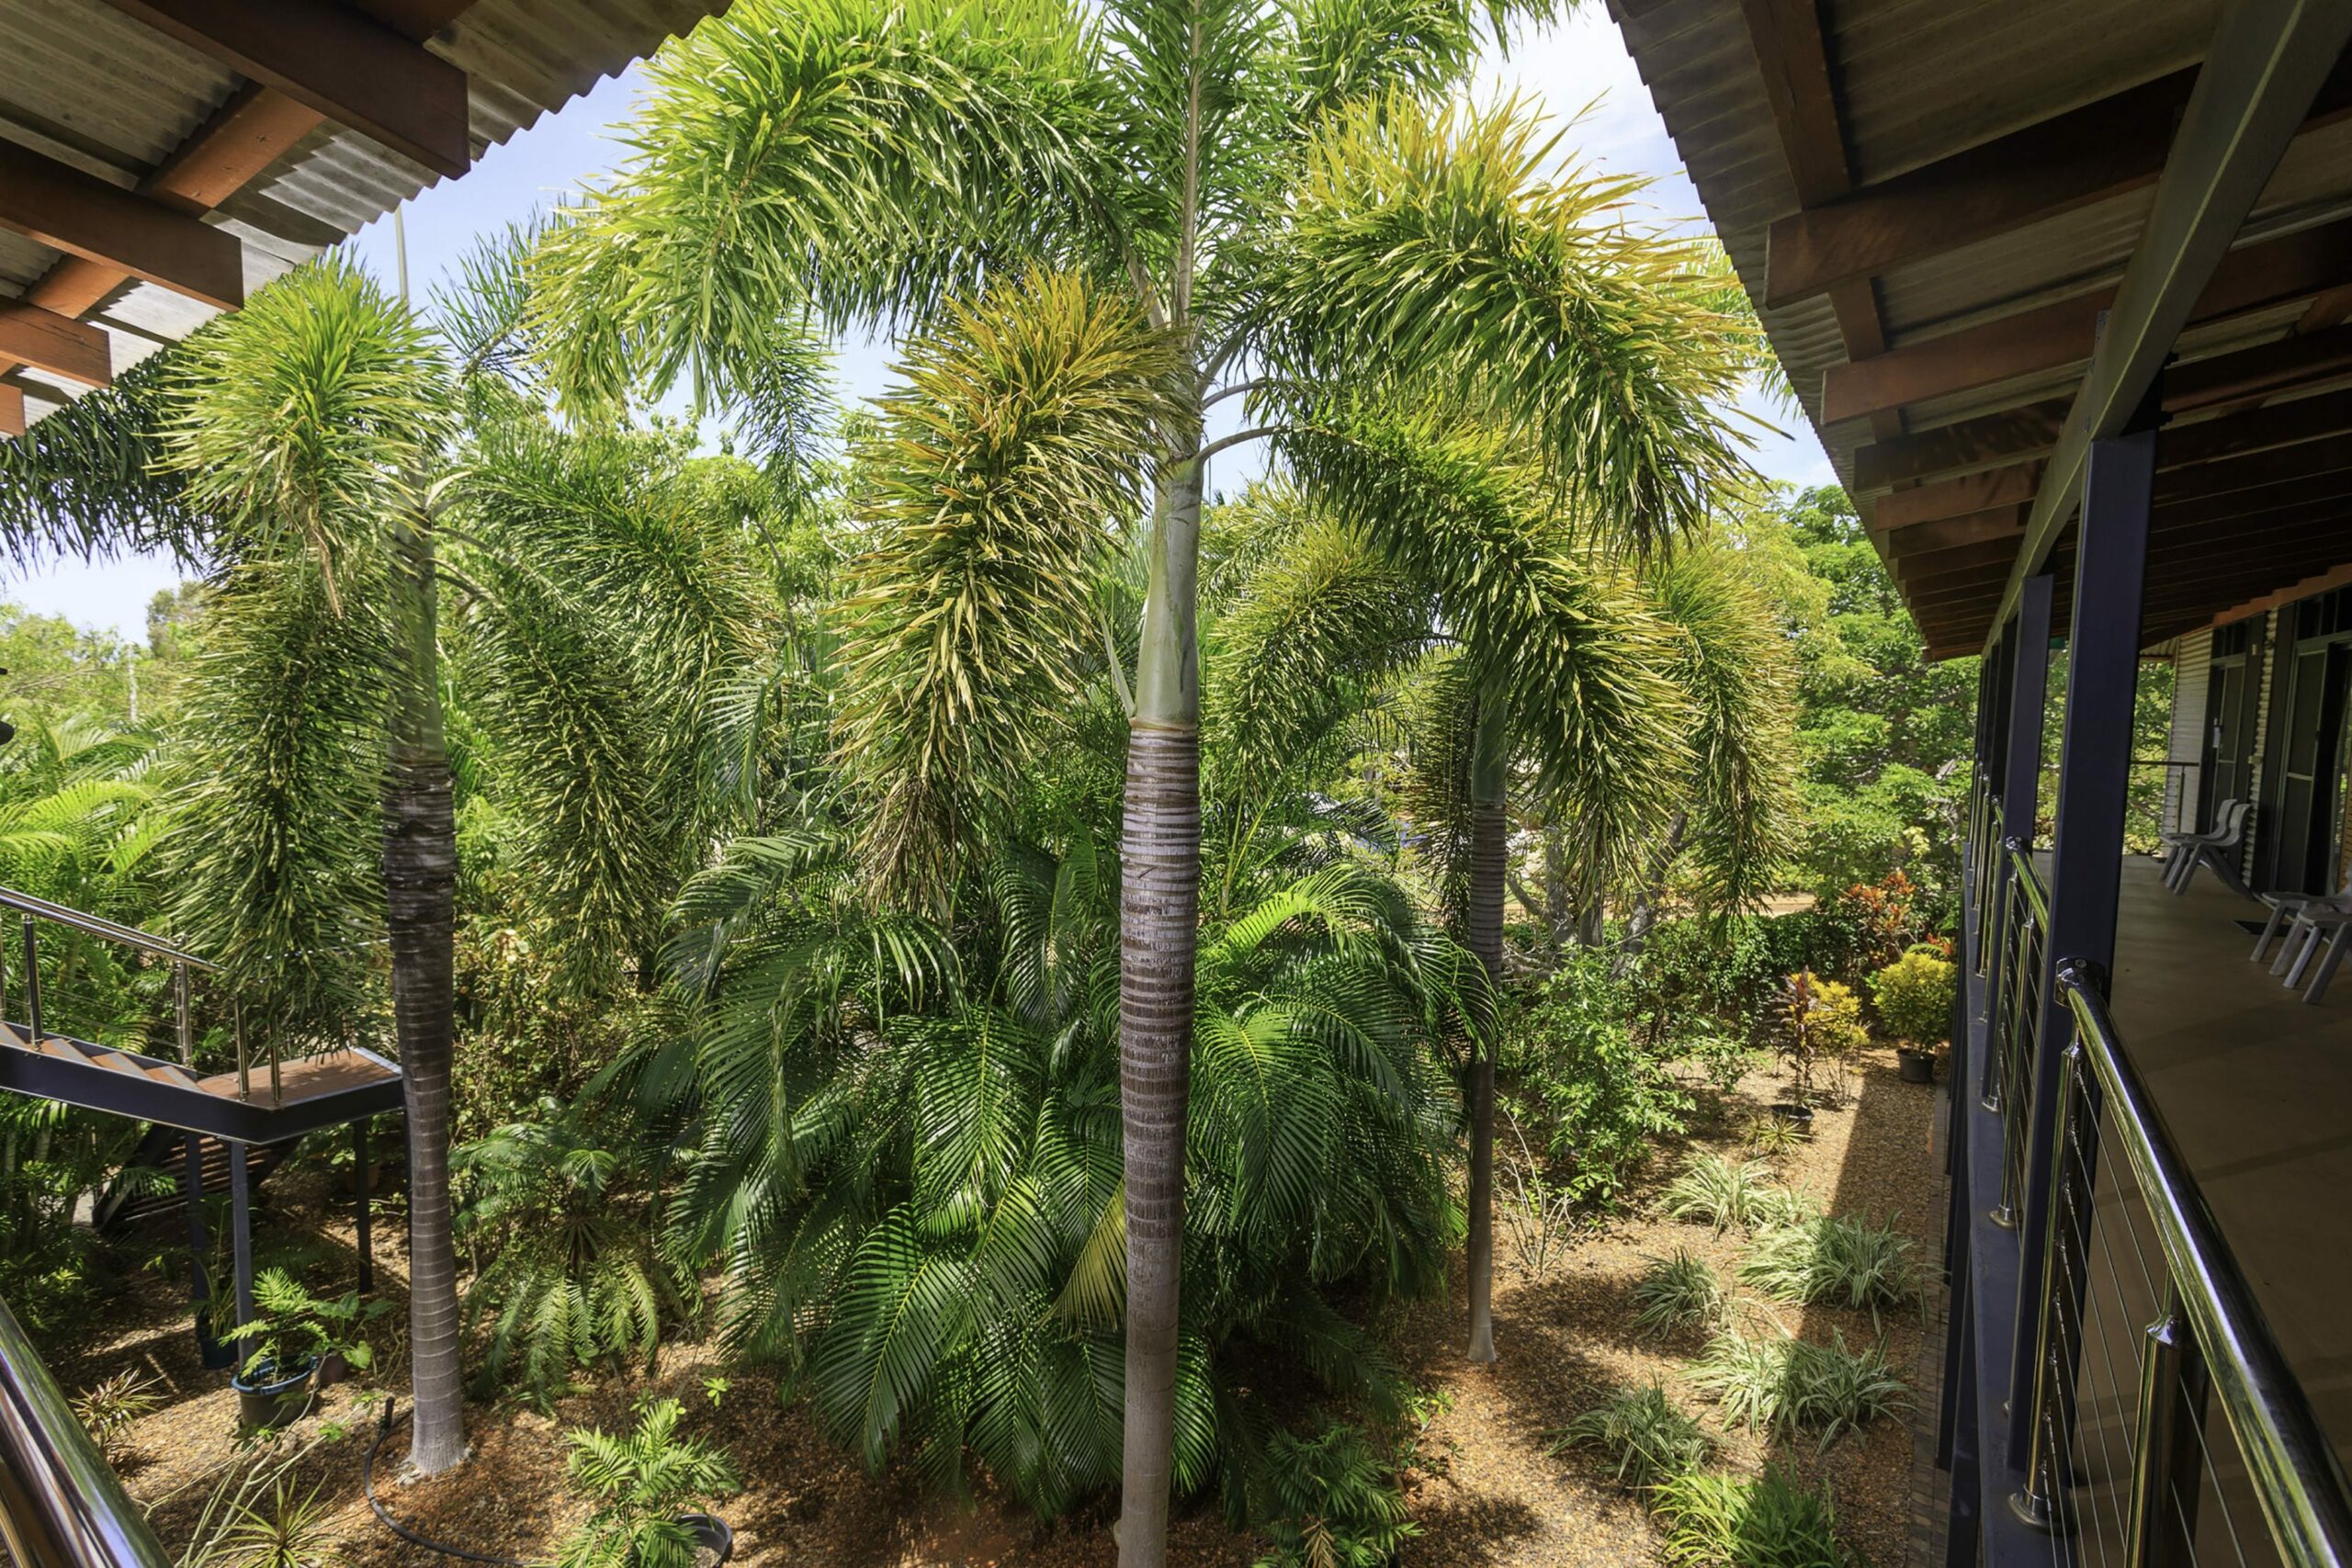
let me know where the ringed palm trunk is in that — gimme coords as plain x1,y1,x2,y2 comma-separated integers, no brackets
1117,453,1204,1568
382,507,465,1474
1464,678,1510,1365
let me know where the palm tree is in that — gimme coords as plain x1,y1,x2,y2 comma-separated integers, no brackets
529,7,1748,1551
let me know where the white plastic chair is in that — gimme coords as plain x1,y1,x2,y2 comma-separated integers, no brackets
2251,871,2352,963
2160,797,2238,884
2275,902,2352,1003
2166,800,2252,895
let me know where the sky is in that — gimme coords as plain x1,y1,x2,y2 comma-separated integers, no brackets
8,6,1835,643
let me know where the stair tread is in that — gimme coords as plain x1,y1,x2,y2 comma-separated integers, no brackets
191,1047,398,1105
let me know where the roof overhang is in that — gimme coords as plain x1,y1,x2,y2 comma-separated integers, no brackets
1610,0,2352,657
0,0,735,436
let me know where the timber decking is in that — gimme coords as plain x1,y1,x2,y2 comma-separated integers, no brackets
1,1023,396,1108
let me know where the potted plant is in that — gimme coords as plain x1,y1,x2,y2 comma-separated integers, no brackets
1870,944,1959,1085
231,1268,390,1430
556,1397,741,1568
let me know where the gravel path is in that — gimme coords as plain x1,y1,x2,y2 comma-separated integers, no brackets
47,1045,1939,1567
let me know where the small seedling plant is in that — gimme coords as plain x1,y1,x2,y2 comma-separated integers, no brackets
557,1397,741,1568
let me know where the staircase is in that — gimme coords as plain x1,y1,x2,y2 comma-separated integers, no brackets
95,1126,297,1233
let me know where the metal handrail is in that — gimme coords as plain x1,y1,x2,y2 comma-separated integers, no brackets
0,1293,173,1568
2054,963,2352,1568
2005,838,2050,924
0,888,213,971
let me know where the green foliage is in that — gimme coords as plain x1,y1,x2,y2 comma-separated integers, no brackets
1653,1463,1850,1568
1250,1421,1419,1568
1870,945,1957,1047
557,1399,740,1568
1690,1329,1908,1446
1629,1250,1727,1339
73,1370,162,1466
1660,1155,1780,1234
1549,1380,1713,1489
237,1268,390,1381
454,1100,688,1406
1775,971,1865,1101
1506,956,1692,1208
1739,1216,1917,1315
1745,1114,1807,1159
213,1479,343,1568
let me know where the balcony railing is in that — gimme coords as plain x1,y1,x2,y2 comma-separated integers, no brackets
0,1292,171,1568
2006,963,2352,1568
1978,837,2050,1231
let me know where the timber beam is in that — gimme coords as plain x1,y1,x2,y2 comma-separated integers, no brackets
1766,57,2352,309
0,303,110,387
0,141,243,310
97,0,470,179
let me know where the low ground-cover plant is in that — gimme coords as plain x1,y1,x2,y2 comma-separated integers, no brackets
1548,1381,1713,1489
1689,1328,1907,1446
1745,1113,1808,1159
1251,1421,1419,1568
1740,1214,1916,1316
1653,1462,1849,1568
1661,1154,1780,1233
1869,944,1956,1047
1631,1250,1727,1338
556,1397,740,1568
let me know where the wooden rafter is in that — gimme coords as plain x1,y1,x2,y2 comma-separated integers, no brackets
97,0,470,179
0,304,111,387
1765,57,2352,310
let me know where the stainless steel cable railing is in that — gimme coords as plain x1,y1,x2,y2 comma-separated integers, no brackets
0,1292,172,1568
2007,962,2352,1568
1977,838,2049,1229
0,885,274,1106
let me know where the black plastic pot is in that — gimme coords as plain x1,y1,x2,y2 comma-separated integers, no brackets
232,1354,318,1432
1896,1046,1936,1085
194,1308,236,1371
674,1515,733,1567
1768,1101,1815,1128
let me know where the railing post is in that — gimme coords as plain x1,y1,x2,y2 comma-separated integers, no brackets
2012,1033,2095,1533
173,960,191,1066
20,913,40,1043
234,999,249,1103
2123,1290,2207,1568
2010,428,2155,1461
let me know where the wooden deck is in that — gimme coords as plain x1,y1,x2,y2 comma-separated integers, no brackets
192,1047,399,1106
2099,853,2352,1471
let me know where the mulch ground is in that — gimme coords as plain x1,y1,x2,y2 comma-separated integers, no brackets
40,1044,1939,1568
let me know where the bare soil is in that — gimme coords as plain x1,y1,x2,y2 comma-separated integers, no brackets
44,1044,1939,1568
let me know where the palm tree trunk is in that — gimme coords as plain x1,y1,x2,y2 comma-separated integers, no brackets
1117,455,1204,1568
1464,681,1509,1364
382,507,465,1475
1620,811,1689,967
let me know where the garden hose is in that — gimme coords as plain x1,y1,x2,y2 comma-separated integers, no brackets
363,1398,539,1568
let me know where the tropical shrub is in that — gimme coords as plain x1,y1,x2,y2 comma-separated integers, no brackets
1869,944,1956,1047
664,833,1473,1519
1690,1329,1907,1445
72,1371,161,1466
556,1398,740,1568
1250,1422,1419,1568
1740,1214,1917,1315
238,1268,390,1381
1507,956,1692,1208
1775,971,1865,1101
455,1099,688,1405
1549,1380,1712,1488
1630,1250,1726,1338
1654,1463,1849,1568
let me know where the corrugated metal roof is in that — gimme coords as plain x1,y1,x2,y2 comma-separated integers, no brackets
0,0,732,423
1611,0,2352,654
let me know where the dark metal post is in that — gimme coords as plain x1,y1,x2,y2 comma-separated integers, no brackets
2000,575,2055,854
229,1141,255,1371
182,1134,209,1318
2007,428,2155,1463
353,1121,373,1295
173,960,191,1066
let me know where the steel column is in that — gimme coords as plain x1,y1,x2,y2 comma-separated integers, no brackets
2000,576,2055,852
229,1141,254,1371
2006,427,2156,1463
353,1121,373,1295
181,1134,208,1319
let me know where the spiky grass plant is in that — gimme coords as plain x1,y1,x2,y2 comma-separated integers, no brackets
71,1370,161,1467
1661,1154,1778,1232
1745,1113,1808,1158
1689,1329,1908,1447
1740,1215,1917,1315
1745,1183,1822,1231
1547,1381,1713,1489
1653,1462,1849,1568
1630,1249,1727,1338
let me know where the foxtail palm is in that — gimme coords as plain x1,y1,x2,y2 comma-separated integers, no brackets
531,8,1748,1550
